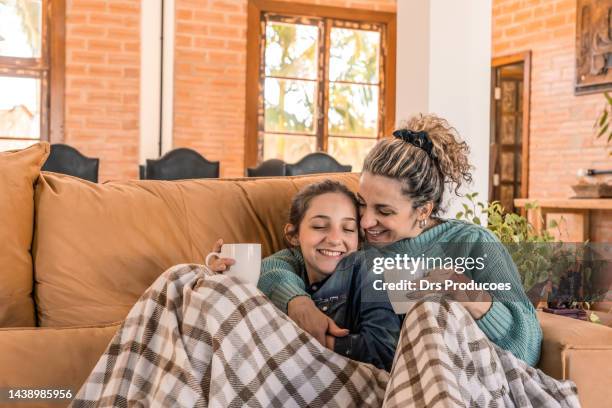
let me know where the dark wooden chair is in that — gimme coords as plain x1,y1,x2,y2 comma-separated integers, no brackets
285,152,352,176
142,148,219,180
246,159,287,177
41,144,99,183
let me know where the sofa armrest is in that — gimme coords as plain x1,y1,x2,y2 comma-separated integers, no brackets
537,311,612,408
0,323,120,408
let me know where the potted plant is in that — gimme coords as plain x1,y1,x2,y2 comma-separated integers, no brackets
456,193,602,323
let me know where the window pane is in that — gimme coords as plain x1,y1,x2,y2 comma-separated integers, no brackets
265,78,316,134
0,75,40,138
0,138,38,152
328,137,376,172
328,83,378,137
265,22,318,80
329,28,380,84
0,0,42,58
263,133,316,163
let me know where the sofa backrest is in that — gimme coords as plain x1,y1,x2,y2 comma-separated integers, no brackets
0,143,49,328
33,171,359,327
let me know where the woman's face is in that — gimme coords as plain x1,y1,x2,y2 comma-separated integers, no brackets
291,192,359,283
357,172,423,245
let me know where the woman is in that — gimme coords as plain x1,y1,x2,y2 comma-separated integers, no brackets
259,113,542,366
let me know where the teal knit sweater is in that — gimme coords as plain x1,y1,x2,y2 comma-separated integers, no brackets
257,219,543,366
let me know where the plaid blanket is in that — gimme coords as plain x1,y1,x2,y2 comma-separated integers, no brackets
71,264,579,408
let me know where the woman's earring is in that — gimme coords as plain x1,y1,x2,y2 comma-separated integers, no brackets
419,218,427,229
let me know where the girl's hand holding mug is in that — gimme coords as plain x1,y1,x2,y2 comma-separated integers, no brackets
206,239,236,273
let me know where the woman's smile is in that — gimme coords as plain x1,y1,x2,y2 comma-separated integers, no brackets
364,228,389,242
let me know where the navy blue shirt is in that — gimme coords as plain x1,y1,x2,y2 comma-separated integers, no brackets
260,247,401,371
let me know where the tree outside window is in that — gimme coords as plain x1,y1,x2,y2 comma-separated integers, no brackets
257,13,389,172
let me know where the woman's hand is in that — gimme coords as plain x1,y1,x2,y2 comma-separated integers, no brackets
207,239,235,273
288,296,348,350
419,268,492,319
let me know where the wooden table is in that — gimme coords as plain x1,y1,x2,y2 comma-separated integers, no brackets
514,198,612,241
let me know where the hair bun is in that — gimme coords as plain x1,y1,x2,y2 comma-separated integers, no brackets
392,129,435,158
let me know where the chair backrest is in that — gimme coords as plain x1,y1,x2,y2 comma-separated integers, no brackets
41,144,99,183
285,152,352,176
246,159,287,177
144,148,219,180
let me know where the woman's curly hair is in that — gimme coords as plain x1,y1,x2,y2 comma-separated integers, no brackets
363,113,473,215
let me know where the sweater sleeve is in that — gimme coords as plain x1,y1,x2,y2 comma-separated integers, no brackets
257,249,309,313
468,228,543,366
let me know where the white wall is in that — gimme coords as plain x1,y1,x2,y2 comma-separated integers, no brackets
139,0,162,164
396,0,492,216
139,0,175,164
396,0,430,120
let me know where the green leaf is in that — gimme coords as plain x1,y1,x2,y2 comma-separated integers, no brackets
473,216,481,225
605,92,612,104
598,123,609,138
599,109,608,127
456,211,464,219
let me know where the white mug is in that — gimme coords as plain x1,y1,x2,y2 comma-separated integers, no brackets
205,243,262,286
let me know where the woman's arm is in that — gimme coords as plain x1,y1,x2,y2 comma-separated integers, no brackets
257,249,309,313
258,249,349,347
467,229,543,366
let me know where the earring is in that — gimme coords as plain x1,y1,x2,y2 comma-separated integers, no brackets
419,218,427,229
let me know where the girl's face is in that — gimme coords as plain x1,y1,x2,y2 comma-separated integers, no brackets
357,172,425,246
290,192,359,284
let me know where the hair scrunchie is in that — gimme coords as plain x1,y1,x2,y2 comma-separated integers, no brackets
392,129,435,158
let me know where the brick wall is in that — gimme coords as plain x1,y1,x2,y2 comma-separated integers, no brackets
493,0,612,242
64,0,140,181
61,0,394,180
173,0,396,177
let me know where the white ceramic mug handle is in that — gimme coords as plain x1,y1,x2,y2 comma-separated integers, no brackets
205,251,221,268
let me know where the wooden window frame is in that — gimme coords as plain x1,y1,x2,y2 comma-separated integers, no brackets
245,0,396,168
0,0,65,143
490,51,531,202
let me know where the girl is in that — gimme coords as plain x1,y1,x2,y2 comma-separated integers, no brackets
208,180,401,370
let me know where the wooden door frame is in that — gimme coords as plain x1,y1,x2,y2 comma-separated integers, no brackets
244,0,396,169
490,51,531,201
49,0,66,143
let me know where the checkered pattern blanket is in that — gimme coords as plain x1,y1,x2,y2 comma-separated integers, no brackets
71,264,579,408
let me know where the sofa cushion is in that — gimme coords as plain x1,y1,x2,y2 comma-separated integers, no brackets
0,322,120,407
0,143,49,328
537,311,612,408
33,172,359,327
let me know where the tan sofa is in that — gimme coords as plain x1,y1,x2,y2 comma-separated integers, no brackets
1,143,611,407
